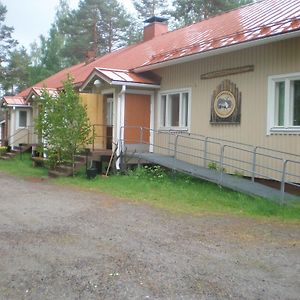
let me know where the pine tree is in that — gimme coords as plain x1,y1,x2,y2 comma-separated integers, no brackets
0,3,16,64
1,47,30,95
60,0,132,64
171,0,253,26
133,0,169,19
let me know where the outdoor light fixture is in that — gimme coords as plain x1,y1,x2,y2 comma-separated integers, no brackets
94,79,102,88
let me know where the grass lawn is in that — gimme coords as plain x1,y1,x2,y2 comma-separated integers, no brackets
1,154,300,221
0,153,48,178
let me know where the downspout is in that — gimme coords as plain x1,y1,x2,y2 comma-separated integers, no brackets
116,85,126,169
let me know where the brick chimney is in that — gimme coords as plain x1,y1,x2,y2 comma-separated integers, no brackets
143,16,168,42
85,50,96,64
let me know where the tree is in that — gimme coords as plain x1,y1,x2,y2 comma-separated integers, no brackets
171,0,253,26
1,47,31,95
133,0,170,20
0,2,16,64
27,0,71,85
35,77,94,173
60,0,132,64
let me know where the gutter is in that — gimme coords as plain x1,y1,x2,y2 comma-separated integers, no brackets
134,30,300,72
116,85,126,170
111,81,160,89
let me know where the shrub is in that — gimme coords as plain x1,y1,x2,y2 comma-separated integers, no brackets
0,146,7,156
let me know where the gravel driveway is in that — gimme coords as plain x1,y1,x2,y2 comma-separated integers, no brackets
0,172,299,300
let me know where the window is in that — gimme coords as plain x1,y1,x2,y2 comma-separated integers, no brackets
106,98,113,126
268,73,300,133
18,111,27,128
159,89,190,129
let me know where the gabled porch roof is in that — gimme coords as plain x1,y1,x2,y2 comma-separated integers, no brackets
26,87,59,103
2,96,28,107
80,67,161,91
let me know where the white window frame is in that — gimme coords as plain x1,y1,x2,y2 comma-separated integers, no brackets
158,88,191,131
17,110,28,129
267,72,300,134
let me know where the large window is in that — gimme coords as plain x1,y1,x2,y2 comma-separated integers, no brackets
268,73,300,133
159,89,190,129
18,111,27,128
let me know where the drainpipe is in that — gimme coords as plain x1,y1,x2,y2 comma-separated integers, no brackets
116,85,126,169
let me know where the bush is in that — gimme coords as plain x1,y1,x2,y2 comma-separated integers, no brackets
128,165,167,181
0,146,7,156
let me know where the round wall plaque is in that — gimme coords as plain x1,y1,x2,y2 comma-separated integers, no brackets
213,91,236,119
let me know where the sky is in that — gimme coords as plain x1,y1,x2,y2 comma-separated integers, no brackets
1,0,134,50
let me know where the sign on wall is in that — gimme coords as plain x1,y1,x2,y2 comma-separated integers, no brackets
210,79,241,124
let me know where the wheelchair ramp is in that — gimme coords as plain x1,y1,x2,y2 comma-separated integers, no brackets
130,152,299,202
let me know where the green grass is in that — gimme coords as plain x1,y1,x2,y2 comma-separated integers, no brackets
1,155,300,221
0,153,48,178
56,166,300,221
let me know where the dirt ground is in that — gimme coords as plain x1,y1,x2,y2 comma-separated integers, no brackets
0,172,299,300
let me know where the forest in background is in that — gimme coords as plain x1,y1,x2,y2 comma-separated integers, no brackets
0,0,252,96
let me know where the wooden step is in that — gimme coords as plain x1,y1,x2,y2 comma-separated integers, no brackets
48,169,72,178
3,152,16,159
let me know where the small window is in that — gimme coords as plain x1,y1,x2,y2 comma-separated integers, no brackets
19,111,27,128
292,80,300,126
106,98,113,126
169,94,180,127
159,89,190,129
268,74,300,133
161,95,167,127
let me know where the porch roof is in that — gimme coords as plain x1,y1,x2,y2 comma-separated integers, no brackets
80,68,161,91
26,87,59,102
2,96,27,107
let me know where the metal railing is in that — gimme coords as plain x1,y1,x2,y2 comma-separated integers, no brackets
119,126,300,202
1,126,36,149
92,124,113,151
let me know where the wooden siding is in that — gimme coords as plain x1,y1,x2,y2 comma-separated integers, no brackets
153,37,300,182
80,93,105,149
155,37,300,154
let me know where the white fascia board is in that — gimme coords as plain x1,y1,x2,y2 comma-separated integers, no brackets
6,105,31,108
80,69,112,91
134,31,300,73
111,81,160,89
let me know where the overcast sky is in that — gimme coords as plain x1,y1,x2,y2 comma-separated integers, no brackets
1,0,134,50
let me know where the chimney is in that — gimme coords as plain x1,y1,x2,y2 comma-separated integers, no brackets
85,50,96,64
143,16,168,42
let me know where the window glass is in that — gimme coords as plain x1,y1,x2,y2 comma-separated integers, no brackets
275,81,285,126
106,99,113,126
19,111,27,127
160,91,189,128
292,80,300,126
182,92,189,127
170,94,180,126
161,95,167,127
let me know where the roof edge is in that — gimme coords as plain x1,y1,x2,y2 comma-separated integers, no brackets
134,30,300,72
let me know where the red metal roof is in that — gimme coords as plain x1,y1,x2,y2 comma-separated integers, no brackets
3,96,27,106
96,68,159,84
16,0,300,96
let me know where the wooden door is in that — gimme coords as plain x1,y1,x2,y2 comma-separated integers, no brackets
124,94,150,145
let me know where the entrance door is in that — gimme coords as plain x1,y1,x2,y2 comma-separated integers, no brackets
124,94,151,148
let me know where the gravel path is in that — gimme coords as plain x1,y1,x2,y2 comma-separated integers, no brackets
0,173,299,300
